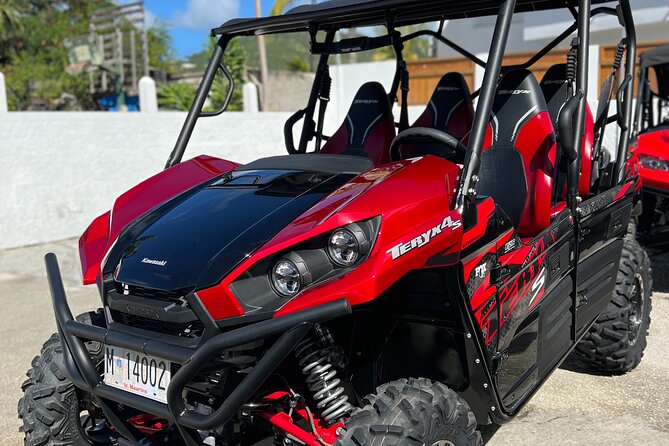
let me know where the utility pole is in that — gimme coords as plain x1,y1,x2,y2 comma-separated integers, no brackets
255,0,270,111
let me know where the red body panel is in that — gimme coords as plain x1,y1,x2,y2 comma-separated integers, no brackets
630,128,669,191
579,105,595,198
79,212,111,285
78,155,239,285
196,156,464,320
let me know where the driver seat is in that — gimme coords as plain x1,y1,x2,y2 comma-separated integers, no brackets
396,72,474,160
320,82,395,166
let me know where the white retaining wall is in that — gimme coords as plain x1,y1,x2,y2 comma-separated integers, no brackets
0,112,295,250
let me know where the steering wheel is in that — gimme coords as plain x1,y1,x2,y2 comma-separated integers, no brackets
390,127,467,162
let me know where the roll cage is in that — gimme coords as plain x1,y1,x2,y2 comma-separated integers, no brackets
165,0,637,220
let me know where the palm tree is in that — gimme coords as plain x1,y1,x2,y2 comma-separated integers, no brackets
270,0,297,16
255,0,270,110
0,0,23,40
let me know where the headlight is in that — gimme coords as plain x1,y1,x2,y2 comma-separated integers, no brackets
230,217,380,315
271,259,301,297
328,229,360,266
639,155,669,171
328,223,371,267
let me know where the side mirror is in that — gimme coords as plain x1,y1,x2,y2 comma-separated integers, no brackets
557,93,582,162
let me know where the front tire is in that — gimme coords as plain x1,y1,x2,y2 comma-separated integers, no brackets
336,378,481,446
575,239,652,373
18,311,114,446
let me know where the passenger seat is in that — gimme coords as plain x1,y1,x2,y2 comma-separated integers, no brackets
540,64,595,200
320,82,396,166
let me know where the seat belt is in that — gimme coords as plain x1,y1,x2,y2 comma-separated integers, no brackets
591,40,626,188
315,65,332,152
399,61,410,131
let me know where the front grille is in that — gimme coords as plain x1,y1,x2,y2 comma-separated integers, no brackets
114,282,193,303
110,282,204,339
111,310,205,339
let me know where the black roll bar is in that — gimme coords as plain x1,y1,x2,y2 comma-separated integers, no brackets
566,0,591,211
456,0,516,211
401,29,488,68
297,31,336,154
165,35,230,169
613,0,636,185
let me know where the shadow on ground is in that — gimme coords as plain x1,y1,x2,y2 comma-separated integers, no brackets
650,251,669,293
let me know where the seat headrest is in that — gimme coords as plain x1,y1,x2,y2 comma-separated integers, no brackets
541,64,569,89
540,64,571,127
344,82,393,149
492,69,548,145
425,72,472,130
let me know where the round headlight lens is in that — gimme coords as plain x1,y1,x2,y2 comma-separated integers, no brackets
271,259,301,297
328,229,361,266
639,155,669,171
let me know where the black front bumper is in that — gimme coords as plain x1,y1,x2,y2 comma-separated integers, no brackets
45,253,351,445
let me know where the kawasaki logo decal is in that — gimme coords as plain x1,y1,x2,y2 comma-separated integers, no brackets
141,257,168,267
387,216,462,260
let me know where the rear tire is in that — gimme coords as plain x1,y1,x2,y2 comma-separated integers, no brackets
575,239,652,373
18,311,114,446
336,378,481,446
626,217,637,241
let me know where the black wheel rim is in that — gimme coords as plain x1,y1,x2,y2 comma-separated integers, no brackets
628,273,645,347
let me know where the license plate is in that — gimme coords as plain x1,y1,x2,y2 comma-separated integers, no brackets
103,346,171,404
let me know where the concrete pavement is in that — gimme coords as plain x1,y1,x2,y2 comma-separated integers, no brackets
1,240,668,445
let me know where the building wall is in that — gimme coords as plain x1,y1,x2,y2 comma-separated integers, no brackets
437,1,669,58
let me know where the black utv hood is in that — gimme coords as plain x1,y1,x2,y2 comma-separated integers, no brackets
107,155,371,291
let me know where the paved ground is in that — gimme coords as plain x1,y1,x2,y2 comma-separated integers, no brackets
1,240,668,445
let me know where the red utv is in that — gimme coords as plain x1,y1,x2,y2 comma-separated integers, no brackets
629,44,669,249
18,1,652,445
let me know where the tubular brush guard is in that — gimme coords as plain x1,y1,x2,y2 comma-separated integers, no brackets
44,253,352,445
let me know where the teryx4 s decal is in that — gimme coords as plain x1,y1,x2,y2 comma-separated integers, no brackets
387,216,462,260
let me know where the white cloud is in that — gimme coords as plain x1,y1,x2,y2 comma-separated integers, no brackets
173,0,240,31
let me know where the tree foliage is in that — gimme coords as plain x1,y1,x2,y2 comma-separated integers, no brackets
270,0,297,17
208,38,245,111
157,81,195,111
182,37,246,112
0,0,24,40
0,0,176,110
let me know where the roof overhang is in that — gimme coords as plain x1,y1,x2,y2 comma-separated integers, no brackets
640,44,669,70
213,0,613,36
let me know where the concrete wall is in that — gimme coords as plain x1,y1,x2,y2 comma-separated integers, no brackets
0,112,295,250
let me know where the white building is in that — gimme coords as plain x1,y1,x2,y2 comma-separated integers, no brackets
437,0,669,57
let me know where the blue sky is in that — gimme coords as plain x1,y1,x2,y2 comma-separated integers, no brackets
135,0,291,59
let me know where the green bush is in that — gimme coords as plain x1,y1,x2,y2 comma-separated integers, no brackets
157,82,196,111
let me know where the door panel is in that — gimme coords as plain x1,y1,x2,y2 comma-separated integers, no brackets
537,274,573,376
494,214,575,410
576,198,632,335
576,239,623,334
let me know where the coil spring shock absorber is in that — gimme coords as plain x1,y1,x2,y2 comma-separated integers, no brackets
294,324,352,425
